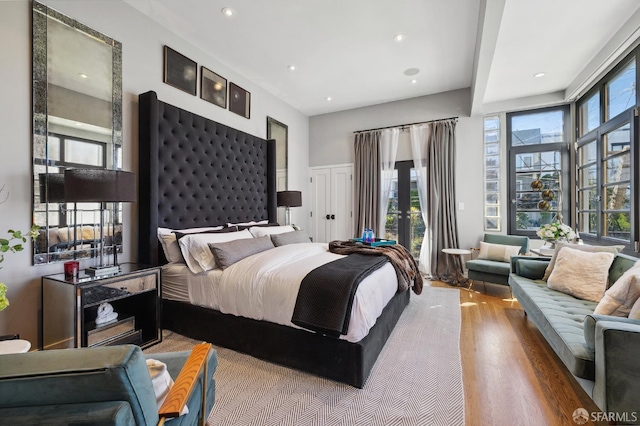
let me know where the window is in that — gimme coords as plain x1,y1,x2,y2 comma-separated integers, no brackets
507,106,571,236
483,116,500,231
576,50,638,249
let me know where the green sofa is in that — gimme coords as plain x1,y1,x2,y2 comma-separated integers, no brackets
466,234,530,286
509,253,640,419
0,344,217,425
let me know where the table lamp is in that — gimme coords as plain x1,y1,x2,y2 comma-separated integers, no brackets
276,190,302,226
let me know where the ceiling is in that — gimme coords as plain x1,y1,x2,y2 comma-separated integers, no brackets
124,0,640,117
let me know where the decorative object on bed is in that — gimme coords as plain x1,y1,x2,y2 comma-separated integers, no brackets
163,46,197,96
200,66,226,108
329,240,423,295
208,235,274,269
158,226,223,264
229,82,251,118
270,230,311,246
64,169,136,277
178,229,253,274
138,91,409,388
277,190,302,225
249,225,295,238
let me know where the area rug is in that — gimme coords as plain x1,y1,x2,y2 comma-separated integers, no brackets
146,286,464,426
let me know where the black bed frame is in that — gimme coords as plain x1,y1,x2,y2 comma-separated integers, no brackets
138,91,409,387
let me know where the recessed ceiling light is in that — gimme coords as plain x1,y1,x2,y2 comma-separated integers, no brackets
404,68,420,76
221,7,235,17
78,73,88,79
287,65,296,71
534,72,545,78
411,79,417,84
326,97,332,101
393,34,405,42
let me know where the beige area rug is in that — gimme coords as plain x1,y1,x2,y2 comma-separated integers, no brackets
146,286,464,426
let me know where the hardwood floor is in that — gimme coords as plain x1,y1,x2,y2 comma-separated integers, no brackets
428,280,608,426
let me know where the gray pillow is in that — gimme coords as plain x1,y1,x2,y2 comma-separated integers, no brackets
270,230,311,247
208,235,274,269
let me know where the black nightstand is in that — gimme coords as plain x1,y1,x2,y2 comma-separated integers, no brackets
42,263,161,350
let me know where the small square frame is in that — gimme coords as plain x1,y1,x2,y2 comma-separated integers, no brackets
200,66,227,108
229,82,251,119
163,46,197,95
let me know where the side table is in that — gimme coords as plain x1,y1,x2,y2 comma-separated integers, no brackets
442,248,472,286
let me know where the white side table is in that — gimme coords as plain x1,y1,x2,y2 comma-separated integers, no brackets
442,248,472,279
0,339,31,354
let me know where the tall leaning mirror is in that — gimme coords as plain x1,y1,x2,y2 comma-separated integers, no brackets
267,117,288,225
32,1,123,265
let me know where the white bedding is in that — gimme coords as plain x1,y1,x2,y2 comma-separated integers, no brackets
162,242,398,342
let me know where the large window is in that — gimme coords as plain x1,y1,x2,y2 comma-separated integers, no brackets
576,52,638,249
507,106,571,236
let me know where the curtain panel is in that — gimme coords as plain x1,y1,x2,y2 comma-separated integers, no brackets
411,120,464,283
379,129,399,234
354,131,381,237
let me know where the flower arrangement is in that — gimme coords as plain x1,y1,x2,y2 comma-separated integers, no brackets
0,227,39,311
536,222,575,243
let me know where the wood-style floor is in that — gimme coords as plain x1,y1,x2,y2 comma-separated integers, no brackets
428,280,608,426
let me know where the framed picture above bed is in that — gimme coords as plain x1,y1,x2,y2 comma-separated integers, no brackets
201,66,227,108
163,46,197,96
229,82,251,119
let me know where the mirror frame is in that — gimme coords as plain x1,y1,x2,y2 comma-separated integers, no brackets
32,1,122,265
267,117,288,224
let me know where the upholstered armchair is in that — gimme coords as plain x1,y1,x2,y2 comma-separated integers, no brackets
0,343,216,425
466,234,530,290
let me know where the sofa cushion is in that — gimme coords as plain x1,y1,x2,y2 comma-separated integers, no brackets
466,258,511,276
0,401,135,426
595,261,640,317
542,242,623,281
510,275,599,379
547,247,615,302
477,241,521,262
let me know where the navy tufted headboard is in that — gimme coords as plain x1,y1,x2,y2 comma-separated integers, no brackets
138,91,277,266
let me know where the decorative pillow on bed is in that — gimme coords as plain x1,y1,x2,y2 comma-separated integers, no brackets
546,247,615,302
157,226,222,263
208,235,274,269
249,225,295,238
226,220,268,228
542,241,624,281
476,241,521,262
594,261,640,317
270,230,311,246
178,229,253,273
236,222,280,231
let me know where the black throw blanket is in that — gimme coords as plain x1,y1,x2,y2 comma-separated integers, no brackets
291,254,389,337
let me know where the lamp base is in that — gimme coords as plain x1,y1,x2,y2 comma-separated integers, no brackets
85,265,120,277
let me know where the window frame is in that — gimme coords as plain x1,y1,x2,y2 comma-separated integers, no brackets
506,104,572,237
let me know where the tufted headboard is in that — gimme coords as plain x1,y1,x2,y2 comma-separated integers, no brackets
138,91,276,266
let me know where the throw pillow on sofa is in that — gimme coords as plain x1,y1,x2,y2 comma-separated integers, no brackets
542,241,623,281
547,246,615,302
477,241,521,262
594,261,640,317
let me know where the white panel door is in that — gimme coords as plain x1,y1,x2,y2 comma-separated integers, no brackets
330,165,353,240
310,168,331,242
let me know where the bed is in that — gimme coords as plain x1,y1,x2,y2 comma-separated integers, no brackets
137,91,410,387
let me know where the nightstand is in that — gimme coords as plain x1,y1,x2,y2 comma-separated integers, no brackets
42,263,161,350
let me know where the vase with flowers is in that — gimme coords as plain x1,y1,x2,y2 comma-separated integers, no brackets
536,221,575,249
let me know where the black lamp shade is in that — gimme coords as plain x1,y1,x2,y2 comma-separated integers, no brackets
39,173,66,203
64,169,137,203
277,190,302,208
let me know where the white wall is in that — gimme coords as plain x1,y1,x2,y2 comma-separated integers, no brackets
0,0,309,344
309,89,485,252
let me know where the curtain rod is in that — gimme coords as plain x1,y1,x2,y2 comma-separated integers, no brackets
352,116,458,134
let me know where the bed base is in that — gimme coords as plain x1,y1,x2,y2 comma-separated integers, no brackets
162,289,410,388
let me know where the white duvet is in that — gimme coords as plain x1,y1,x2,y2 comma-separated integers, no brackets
171,242,398,342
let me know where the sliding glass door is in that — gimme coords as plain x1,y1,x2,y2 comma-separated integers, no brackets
384,160,424,258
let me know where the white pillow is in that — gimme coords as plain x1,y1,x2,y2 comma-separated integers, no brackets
157,226,221,263
476,241,521,262
594,261,640,317
146,359,188,416
629,295,640,319
547,247,615,302
542,241,624,281
249,225,295,238
179,229,253,273
227,220,268,227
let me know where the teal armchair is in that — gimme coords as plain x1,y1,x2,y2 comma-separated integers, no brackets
466,234,530,288
0,344,217,425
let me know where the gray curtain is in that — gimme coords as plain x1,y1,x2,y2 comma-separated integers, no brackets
414,119,464,283
354,131,380,238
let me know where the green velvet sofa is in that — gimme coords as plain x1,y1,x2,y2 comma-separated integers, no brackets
509,253,640,420
0,344,217,425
